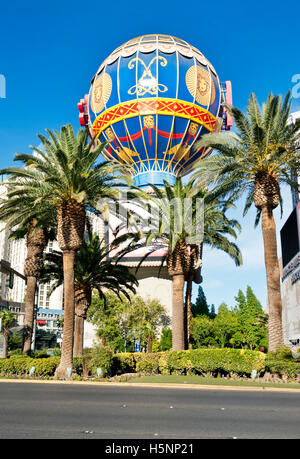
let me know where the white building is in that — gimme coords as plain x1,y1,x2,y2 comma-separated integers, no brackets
0,183,174,348
280,111,300,345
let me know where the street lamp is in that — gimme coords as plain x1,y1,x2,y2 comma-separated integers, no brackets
31,284,39,353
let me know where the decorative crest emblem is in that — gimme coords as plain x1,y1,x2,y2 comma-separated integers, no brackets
128,56,168,96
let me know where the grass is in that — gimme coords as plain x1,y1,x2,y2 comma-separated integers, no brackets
125,374,300,389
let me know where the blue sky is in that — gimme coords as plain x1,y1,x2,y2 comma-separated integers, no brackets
0,0,300,309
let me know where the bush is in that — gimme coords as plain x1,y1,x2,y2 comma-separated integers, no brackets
8,349,23,357
135,353,160,374
88,345,113,377
73,356,84,375
0,357,60,376
33,350,50,359
112,353,135,375
268,346,293,360
167,351,191,374
0,349,278,380
110,349,266,378
0,357,31,375
265,348,300,378
158,353,169,375
8,331,23,350
265,358,300,378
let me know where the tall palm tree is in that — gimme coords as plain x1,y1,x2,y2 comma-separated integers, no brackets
192,91,300,351
184,190,242,348
0,186,56,354
133,178,232,350
39,232,138,356
0,309,17,358
0,125,128,377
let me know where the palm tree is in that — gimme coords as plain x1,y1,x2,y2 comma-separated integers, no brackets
192,91,300,351
0,125,128,377
39,232,138,356
0,309,17,358
184,190,242,348
0,186,56,354
132,178,214,350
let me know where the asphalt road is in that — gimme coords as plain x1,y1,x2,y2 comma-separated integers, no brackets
0,382,300,439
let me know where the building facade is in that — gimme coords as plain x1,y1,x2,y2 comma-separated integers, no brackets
0,186,174,348
280,111,300,345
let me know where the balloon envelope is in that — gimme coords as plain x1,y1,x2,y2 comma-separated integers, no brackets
87,35,225,187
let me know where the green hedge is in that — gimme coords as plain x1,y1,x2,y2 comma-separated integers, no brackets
0,356,85,377
0,357,60,376
113,349,266,377
4,349,300,380
265,356,300,378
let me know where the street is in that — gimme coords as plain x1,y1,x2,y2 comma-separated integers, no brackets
0,381,300,439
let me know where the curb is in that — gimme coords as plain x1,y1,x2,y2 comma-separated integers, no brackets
1,378,300,393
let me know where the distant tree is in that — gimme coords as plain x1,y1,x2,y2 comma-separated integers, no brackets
191,286,210,317
159,328,172,351
210,304,216,319
190,315,216,348
87,293,126,353
126,296,170,353
235,286,268,350
190,287,267,350
88,293,170,353
234,289,247,312
0,309,17,358
212,303,239,348
8,331,23,351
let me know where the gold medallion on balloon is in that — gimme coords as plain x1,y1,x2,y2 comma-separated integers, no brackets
91,72,112,113
186,65,216,106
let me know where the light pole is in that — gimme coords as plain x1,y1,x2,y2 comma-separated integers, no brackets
31,284,39,352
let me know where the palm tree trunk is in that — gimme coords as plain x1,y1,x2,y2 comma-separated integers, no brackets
22,276,37,354
55,250,75,378
73,286,91,357
172,273,185,350
73,314,84,357
184,274,193,350
261,206,283,351
147,335,153,353
3,327,9,359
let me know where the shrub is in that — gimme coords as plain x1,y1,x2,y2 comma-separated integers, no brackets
265,351,300,378
33,350,50,359
135,353,160,374
158,353,169,375
31,357,60,376
0,357,60,376
88,345,113,377
112,349,266,377
112,353,135,375
73,356,84,375
268,346,293,360
167,351,192,374
8,349,23,357
0,357,31,375
265,358,300,378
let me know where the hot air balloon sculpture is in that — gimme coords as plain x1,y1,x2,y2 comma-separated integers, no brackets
78,34,232,188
